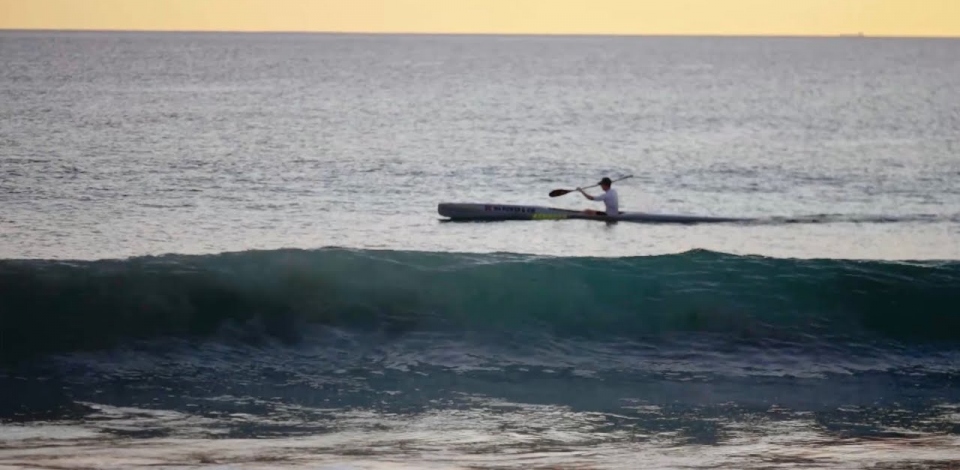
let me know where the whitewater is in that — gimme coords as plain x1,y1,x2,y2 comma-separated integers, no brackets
2,32,960,469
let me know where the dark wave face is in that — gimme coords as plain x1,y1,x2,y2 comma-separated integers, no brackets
2,248,959,363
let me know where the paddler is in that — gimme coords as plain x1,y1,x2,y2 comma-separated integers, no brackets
577,177,619,216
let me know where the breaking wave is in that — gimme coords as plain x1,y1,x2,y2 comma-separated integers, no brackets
2,248,959,362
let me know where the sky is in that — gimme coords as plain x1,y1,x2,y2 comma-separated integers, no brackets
1,0,959,37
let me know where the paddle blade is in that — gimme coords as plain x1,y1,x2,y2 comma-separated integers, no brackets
549,189,573,197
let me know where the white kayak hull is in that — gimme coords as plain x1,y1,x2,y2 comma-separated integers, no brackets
438,203,751,223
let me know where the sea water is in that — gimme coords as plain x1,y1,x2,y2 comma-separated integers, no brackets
1,31,959,469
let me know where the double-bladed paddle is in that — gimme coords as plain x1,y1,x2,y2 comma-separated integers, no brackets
549,174,633,197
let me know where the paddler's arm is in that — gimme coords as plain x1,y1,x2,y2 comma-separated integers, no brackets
577,188,596,200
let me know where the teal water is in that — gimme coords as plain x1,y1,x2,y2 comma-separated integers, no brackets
1,31,959,469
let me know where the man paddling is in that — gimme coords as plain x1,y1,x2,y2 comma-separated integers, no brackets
577,177,619,216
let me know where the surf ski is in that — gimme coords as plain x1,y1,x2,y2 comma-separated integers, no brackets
437,203,752,224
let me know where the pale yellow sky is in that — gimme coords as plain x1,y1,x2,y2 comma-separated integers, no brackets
2,0,959,37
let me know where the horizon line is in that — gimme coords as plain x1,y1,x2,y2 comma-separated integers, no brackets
3,28,960,40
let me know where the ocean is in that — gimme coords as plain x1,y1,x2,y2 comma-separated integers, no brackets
1,31,959,469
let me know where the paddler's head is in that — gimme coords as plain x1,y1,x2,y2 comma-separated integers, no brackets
598,177,612,191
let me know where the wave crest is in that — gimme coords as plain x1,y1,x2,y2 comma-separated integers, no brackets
2,248,959,361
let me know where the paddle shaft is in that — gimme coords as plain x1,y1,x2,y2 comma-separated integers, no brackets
550,174,633,197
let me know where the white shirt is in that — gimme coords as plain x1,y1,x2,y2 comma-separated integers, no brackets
594,188,619,215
